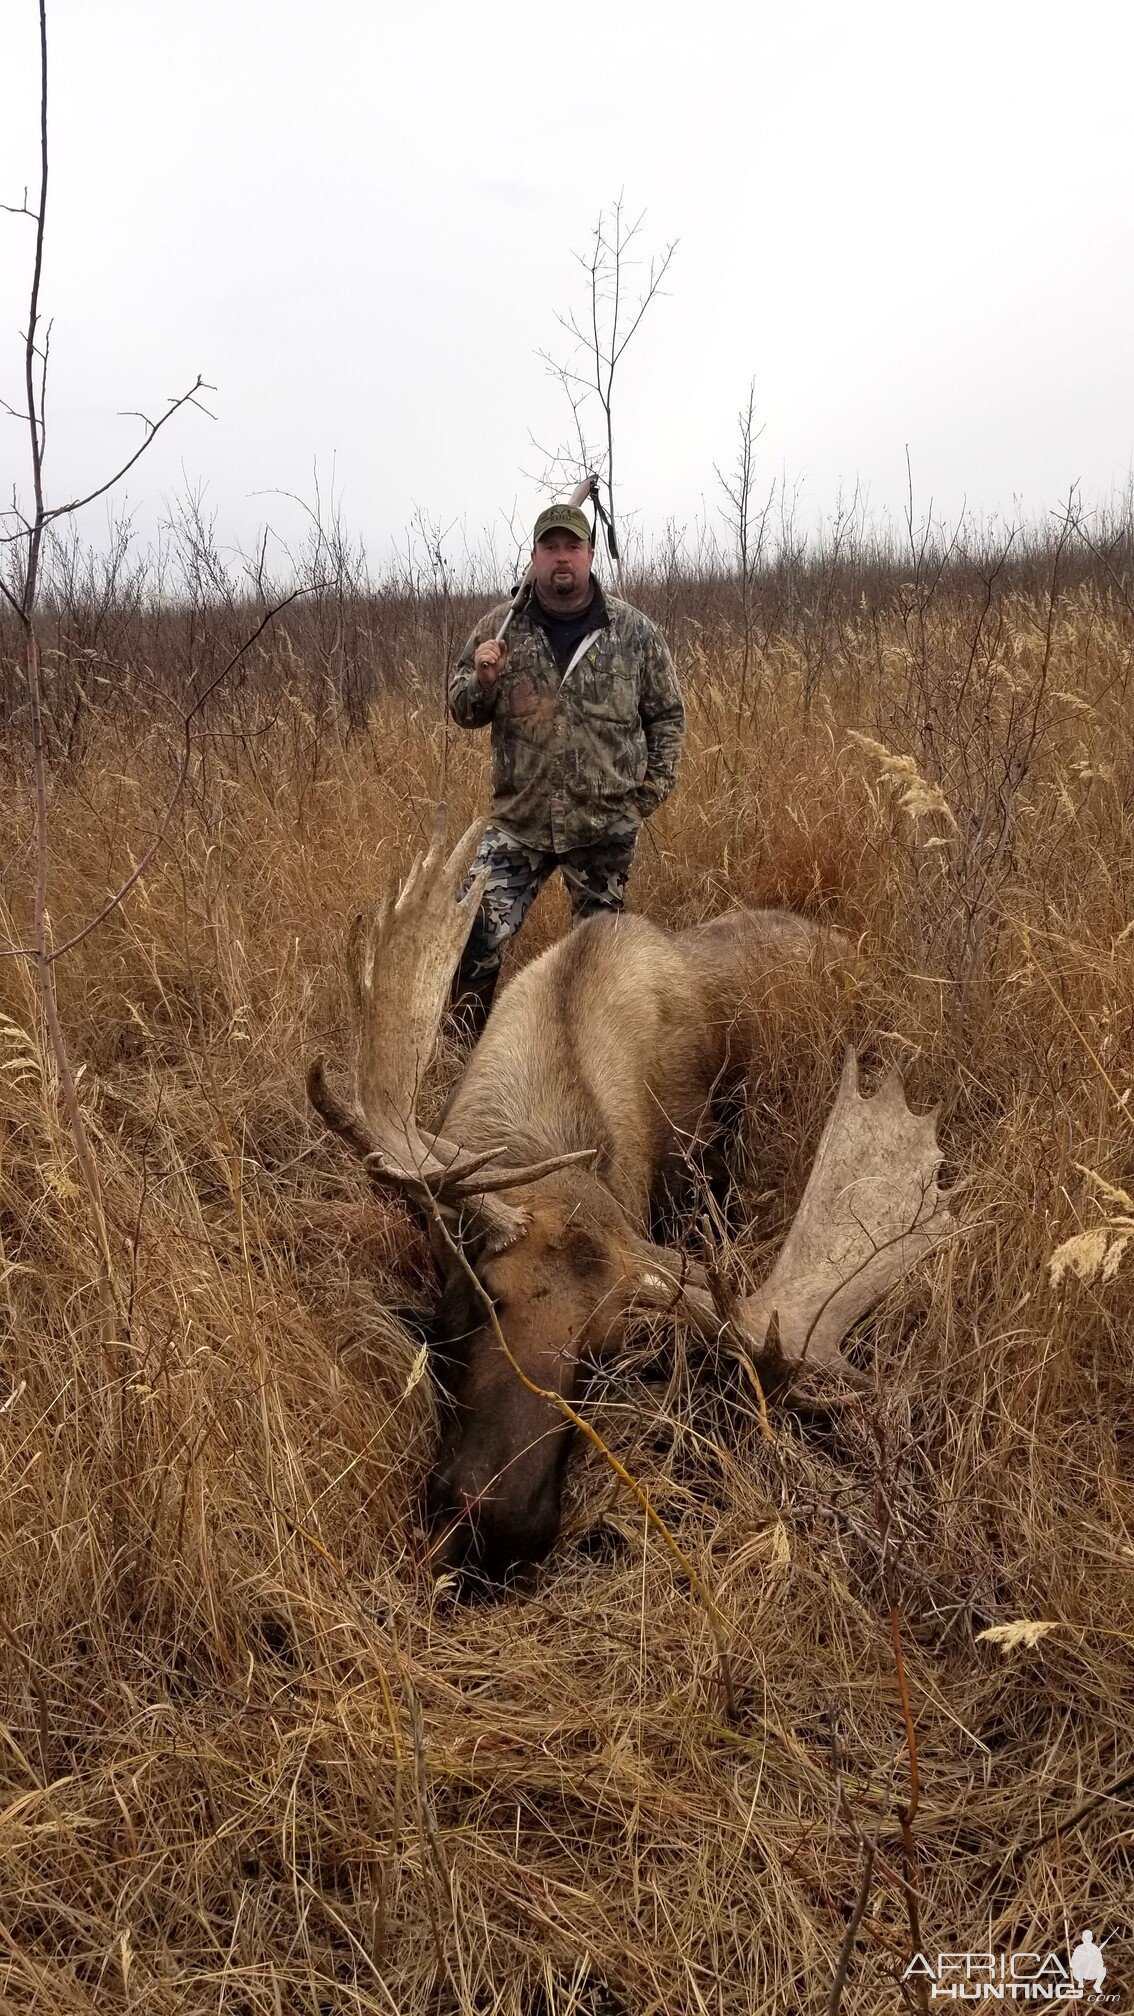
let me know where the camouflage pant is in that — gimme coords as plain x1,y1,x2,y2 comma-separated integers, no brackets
457,823,639,986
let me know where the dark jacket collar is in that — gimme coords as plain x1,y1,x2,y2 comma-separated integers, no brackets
527,576,611,630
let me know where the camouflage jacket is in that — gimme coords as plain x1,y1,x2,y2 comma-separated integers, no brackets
448,584,685,852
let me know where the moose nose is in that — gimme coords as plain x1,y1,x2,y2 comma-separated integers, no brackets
426,1464,474,1552
426,1458,561,1584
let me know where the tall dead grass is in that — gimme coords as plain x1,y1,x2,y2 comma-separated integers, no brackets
1,562,1132,2013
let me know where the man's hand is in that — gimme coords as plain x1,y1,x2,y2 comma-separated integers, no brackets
474,640,507,690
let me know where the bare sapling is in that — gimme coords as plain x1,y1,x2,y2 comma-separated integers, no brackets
715,377,774,719
533,194,677,586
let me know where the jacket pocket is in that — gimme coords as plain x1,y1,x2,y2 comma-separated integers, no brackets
576,661,638,722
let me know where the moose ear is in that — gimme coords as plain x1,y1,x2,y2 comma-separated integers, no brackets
478,1212,531,1258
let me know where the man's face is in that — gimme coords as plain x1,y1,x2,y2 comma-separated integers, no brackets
531,529,594,606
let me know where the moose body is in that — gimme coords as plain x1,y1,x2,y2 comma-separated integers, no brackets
442,905,822,1220
309,815,953,1582
429,905,829,1571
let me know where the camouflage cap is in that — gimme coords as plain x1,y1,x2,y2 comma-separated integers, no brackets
533,502,593,546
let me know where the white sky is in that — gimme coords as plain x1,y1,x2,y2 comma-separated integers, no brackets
3,0,1133,574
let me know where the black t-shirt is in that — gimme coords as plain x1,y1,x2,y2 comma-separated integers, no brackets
526,580,610,674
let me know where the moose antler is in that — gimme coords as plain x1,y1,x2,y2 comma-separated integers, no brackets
307,808,595,1245
620,1050,954,1387
742,1049,954,1374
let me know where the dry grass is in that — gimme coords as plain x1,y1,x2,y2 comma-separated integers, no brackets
1,569,1133,2013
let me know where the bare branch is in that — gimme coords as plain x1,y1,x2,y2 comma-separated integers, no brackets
0,185,37,219
610,241,677,370
37,316,51,474
0,377,214,549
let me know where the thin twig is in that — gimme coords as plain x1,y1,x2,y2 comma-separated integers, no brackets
828,1838,877,2016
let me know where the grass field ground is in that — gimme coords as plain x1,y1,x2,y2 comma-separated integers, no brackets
1,550,1132,2013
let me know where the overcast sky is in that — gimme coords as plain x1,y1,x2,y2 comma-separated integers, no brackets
2,0,1132,576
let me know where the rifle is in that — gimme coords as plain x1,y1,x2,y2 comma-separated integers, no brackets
494,474,599,644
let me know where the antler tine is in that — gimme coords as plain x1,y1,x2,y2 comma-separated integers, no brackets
391,806,487,922
307,1056,530,1248
307,1057,381,1170
446,1145,599,1200
394,808,442,915
445,810,488,886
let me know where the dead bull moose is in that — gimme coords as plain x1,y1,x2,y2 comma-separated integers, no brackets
308,811,953,1580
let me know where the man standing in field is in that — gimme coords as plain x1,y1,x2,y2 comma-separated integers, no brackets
448,501,686,1032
